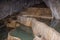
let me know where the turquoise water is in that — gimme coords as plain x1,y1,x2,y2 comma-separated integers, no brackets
10,25,34,40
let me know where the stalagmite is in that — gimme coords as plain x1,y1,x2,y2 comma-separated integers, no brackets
32,18,60,40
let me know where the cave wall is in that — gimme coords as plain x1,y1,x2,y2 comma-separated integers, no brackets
0,0,43,20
